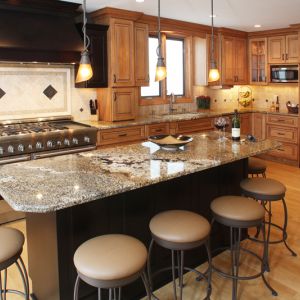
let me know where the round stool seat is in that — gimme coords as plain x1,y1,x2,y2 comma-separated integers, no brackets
248,157,267,174
240,178,286,200
74,234,147,281
149,210,210,244
0,228,24,265
211,196,265,226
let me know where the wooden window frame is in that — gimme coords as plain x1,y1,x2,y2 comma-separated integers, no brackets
139,33,193,106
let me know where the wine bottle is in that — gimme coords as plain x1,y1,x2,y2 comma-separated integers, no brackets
231,109,240,141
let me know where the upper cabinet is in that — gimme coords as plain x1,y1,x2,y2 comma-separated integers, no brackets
221,36,248,85
134,23,149,86
75,24,108,88
109,18,135,87
249,38,267,85
268,34,299,64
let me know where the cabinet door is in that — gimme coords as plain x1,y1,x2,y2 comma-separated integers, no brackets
110,19,135,87
112,88,136,121
235,38,248,84
222,36,235,85
286,34,299,63
268,36,285,63
252,113,265,139
240,113,252,135
134,23,149,86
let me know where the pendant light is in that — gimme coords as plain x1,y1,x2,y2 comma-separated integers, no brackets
208,0,220,82
155,0,167,82
76,0,93,83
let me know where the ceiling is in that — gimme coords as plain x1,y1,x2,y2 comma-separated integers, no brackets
64,0,300,32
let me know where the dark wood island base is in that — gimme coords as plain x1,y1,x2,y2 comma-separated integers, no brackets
26,159,247,300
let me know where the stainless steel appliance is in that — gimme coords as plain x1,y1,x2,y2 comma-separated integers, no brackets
271,65,299,83
0,117,97,165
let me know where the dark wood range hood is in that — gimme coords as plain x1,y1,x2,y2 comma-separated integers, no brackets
0,0,84,64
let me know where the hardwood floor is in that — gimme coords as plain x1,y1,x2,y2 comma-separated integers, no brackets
2,160,300,299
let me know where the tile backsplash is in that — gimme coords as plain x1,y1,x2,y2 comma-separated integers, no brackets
0,64,96,121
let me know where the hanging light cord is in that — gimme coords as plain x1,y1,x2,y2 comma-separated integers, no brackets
82,0,90,51
156,0,162,58
211,0,215,63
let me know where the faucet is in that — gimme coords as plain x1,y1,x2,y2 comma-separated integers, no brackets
169,92,177,114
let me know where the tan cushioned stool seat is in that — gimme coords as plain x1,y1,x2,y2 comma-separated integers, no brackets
149,210,210,244
0,228,24,264
240,178,286,197
248,157,267,174
211,196,265,222
74,234,147,281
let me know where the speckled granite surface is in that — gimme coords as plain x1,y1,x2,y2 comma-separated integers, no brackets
82,110,298,130
0,131,280,213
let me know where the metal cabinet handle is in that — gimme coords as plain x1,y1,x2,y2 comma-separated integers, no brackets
277,132,285,136
113,74,116,83
282,54,285,61
277,148,285,152
113,93,117,101
286,53,288,60
155,129,163,132
118,133,127,137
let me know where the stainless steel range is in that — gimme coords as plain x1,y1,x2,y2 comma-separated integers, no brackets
0,117,97,165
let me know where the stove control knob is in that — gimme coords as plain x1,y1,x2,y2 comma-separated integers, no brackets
8,145,14,153
36,142,43,150
47,141,54,148
57,141,62,146
18,144,25,152
72,138,79,145
0,147,4,155
84,136,90,143
64,139,70,146
28,144,33,150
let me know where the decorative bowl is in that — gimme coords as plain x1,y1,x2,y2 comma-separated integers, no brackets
286,101,299,114
148,134,193,150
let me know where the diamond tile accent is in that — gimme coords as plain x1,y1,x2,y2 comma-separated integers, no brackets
43,85,57,100
0,88,6,99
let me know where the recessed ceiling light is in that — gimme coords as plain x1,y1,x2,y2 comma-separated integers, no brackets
136,0,144,2
254,24,262,28
209,14,217,18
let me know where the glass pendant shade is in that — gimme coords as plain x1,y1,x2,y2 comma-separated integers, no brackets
76,51,93,83
155,57,167,81
208,68,220,82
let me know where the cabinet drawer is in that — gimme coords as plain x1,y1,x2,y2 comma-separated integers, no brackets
145,123,169,137
176,118,214,134
267,125,298,143
267,115,298,127
269,143,299,161
98,126,145,146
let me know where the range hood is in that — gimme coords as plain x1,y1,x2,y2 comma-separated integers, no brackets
0,0,84,64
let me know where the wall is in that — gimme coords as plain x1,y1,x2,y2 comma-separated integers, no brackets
0,63,97,121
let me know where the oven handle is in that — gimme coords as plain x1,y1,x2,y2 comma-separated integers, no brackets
31,145,96,160
0,155,31,165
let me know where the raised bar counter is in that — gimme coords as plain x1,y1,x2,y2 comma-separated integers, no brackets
0,132,280,300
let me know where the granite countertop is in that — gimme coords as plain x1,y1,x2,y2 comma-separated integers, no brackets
0,132,280,213
82,110,298,130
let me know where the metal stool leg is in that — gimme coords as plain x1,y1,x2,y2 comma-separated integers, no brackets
141,271,152,300
3,269,7,300
230,227,241,300
0,271,2,300
171,250,177,300
204,239,212,300
179,251,184,300
98,288,101,300
19,257,30,299
109,288,113,300
147,239,154,292
282,198,297,256
73,275,80,300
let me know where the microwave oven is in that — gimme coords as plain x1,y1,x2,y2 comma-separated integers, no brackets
271,65,298,83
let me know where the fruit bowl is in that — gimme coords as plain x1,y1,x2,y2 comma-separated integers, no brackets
148,134,193,150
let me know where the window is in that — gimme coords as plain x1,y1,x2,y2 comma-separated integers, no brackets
166,38,184,96
141,34,189,104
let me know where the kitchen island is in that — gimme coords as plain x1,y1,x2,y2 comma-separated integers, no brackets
0,132,279,300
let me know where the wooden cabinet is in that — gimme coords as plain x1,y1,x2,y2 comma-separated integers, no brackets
134,23,149,86
98,87,136,121
252,113,266,140
75,24,108,88
222,36,247,85
109,18,135,87
240,113,252,135
145,123,170,137
172,118,214,134
98,125,145,146
249,38,267,85
268,34,299,64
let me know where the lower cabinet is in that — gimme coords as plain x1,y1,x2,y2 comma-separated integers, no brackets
252,113,266,140
145,123,170,137
240,113,252,135
171,118,214,134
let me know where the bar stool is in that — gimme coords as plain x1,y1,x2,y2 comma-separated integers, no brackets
148,210,212,300
210,196,277,300
248,157,267,178
240,178,297,261
73,234,151,300
0,227,30,299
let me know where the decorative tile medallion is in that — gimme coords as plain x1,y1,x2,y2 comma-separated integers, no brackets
0,88,6,99
43,85,58,100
